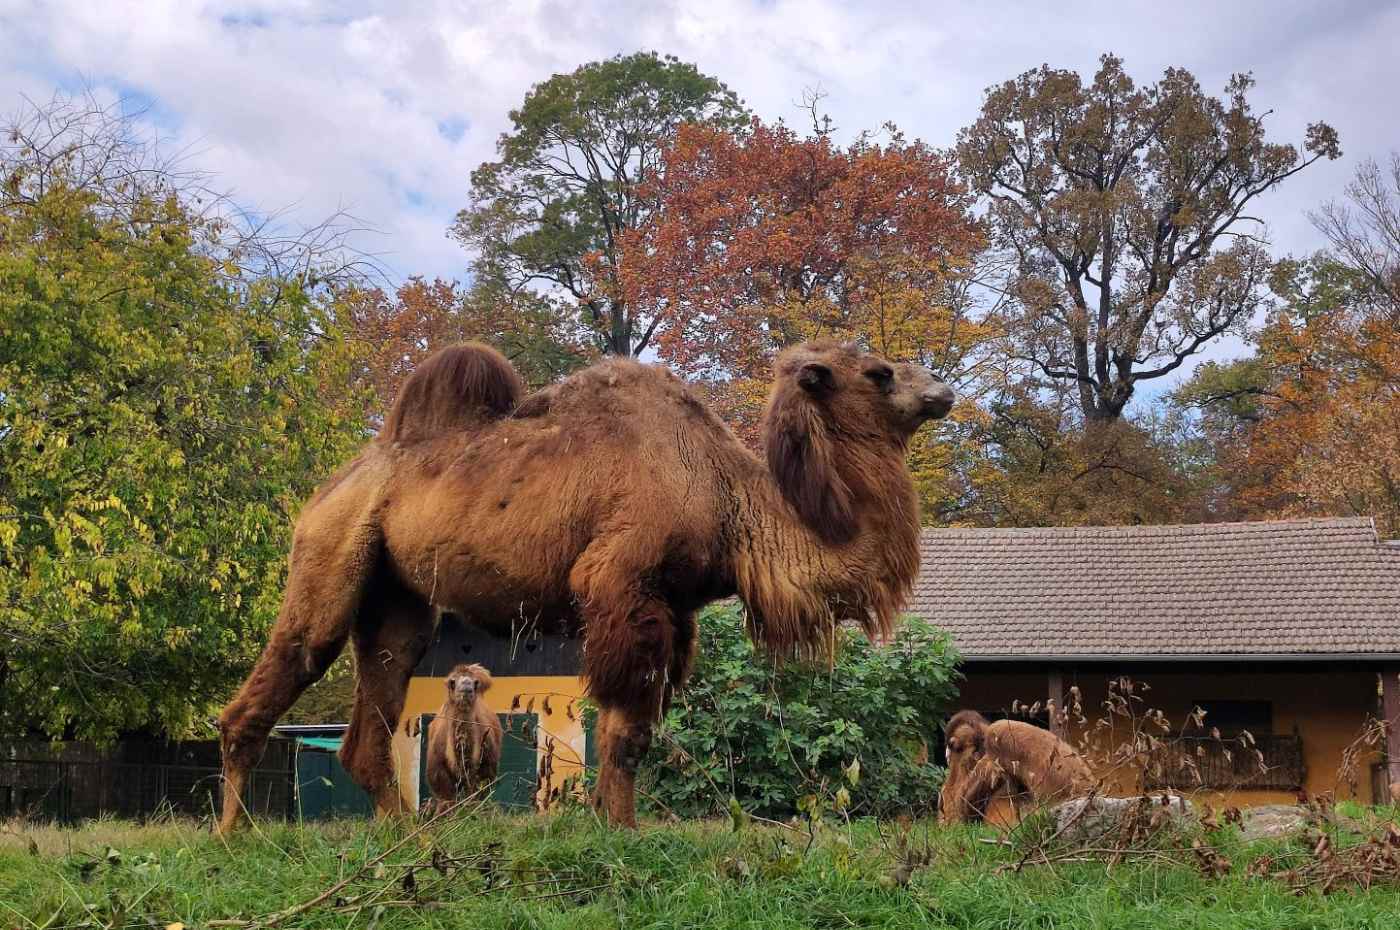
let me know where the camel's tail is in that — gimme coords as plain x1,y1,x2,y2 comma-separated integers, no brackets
380,342,525,443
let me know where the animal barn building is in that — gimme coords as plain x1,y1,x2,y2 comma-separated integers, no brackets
394,516,1400,810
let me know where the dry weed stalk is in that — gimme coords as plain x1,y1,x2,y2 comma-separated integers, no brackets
983,677,1400,894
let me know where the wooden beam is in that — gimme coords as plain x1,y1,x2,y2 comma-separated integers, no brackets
1048,667,1066,737
1384,666,1400,800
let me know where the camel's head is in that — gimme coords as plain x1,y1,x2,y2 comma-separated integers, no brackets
444,663,493,707
770,342,955,438
944,710,989,765
762,341,954,544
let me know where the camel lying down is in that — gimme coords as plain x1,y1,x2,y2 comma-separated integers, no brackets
939,710,1096,824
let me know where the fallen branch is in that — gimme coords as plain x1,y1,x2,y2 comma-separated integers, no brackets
207,794,490,928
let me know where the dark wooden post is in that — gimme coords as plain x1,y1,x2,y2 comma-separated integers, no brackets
1048,667,1066,738
1384,666,1400,801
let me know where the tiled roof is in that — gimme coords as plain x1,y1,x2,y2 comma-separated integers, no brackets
911,518,1400,660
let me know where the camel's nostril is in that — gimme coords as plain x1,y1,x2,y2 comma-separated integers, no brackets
920,385,955,417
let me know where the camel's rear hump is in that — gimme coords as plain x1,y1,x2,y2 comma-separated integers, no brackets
381,342,525,443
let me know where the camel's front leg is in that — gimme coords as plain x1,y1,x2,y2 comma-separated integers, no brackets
592,699,659,828
578,600,672,829
569,529,676,829
341,580,433,818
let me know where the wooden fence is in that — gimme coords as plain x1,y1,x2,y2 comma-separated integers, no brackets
1143,735,1306,792
0,738,294,822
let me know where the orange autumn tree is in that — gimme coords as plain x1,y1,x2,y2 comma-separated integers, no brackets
952,380,1209,527
619,118,988,452
1176,157,1400,536
1180,257,1400,535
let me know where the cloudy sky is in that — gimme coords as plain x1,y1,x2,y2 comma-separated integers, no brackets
2,0,1397,380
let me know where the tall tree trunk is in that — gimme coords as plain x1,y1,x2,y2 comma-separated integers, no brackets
606,299,632,356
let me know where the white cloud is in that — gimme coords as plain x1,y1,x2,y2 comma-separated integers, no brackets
2,0,1396,391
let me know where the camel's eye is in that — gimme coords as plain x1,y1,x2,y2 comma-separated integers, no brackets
864,365,894,391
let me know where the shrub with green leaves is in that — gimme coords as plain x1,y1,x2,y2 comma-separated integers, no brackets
0,101,369,740
639,605,960,819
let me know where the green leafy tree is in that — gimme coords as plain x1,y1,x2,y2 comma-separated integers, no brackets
452,51,747,356
639,605,960,819
958,54,1340,422
0,95,368,740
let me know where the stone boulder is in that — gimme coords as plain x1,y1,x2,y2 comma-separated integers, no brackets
1051,797,1313,844
1051,794,1195,842
1237,804,1308,841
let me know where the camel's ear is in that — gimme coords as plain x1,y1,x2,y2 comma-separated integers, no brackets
796,362,836,395
468,664,493,692
764,388,857,545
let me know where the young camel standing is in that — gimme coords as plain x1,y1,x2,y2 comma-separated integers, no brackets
422,663,503,816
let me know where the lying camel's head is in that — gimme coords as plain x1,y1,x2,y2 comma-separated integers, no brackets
944,709,990,766
444,663,493,708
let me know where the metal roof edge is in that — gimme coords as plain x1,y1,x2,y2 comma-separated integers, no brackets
919,516,1377,537
959,653,1400,663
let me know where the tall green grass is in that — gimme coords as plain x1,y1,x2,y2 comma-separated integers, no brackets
3,812,1399,929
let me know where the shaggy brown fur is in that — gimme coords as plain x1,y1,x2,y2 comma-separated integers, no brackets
423,663,503,816
938,710,1096,825
217,339,953,833
382,342,524,442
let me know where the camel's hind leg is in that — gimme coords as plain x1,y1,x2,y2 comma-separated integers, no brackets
217,523,381,835
340,580,433,818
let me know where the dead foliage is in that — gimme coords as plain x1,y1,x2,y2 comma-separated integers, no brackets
980,677,1400,896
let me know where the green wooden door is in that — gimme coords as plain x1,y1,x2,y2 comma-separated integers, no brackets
496,715,538,810
416,712,538,811
584,718,598,777
295,743,375,820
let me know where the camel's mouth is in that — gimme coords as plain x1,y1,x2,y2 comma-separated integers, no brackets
919,384,956,420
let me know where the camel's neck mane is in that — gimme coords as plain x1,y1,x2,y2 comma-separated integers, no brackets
444,703,484,774
727,419,921,660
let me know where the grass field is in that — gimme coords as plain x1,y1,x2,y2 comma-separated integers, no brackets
3,808,1400,929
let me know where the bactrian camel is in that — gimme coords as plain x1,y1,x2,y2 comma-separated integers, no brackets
217,340,954,832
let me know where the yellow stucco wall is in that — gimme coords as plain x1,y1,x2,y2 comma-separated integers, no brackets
392,666,1386,815
392,675,588,808
957,667,1385,814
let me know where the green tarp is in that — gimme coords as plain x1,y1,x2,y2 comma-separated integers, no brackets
295,739,374,819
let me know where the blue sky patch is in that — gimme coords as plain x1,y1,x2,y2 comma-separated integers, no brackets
436,116,469,143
